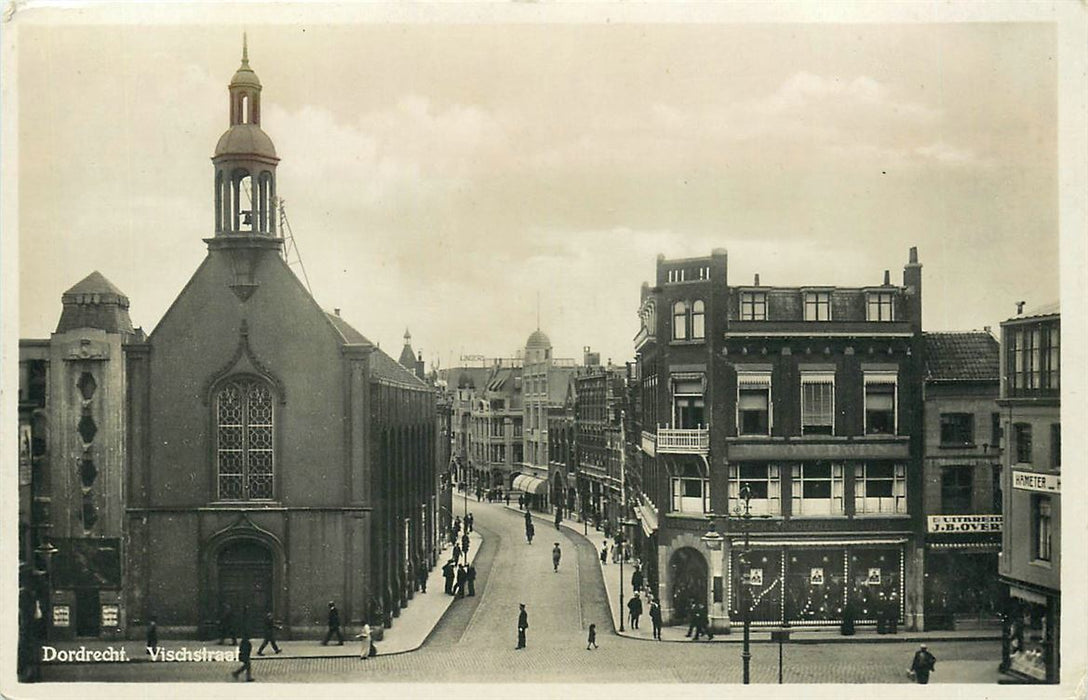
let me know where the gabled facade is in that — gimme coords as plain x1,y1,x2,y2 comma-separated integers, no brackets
634,247,927,631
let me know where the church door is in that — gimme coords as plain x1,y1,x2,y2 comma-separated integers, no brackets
217,540,273,637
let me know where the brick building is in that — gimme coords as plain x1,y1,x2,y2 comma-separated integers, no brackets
920,331,1003,631
633,248,927,631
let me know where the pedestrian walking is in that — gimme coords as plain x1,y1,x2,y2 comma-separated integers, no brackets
453,516,462,537
452,543,462,565
467,563,477,596
455,564,467,598
442,559,455,595
552,542,562,572
505,491,510,506
526,520,535,544
518,494,525,510
256,611,282,655
466,512,474,533
354,622,376,659
145,618,159,655
416,559,428,594
685,600,699,637
612,542,621,564
627,593,643,630
600,542,608,565
218,603,237,646
230,636,253,682
322,601,344,646
554,508,562,530
516,603,529,649
909,643,937,684
586,623,598,650
649,598,663,640
632,566,643,593
461,533,470,557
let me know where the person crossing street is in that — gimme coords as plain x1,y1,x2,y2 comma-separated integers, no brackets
552,542,562,572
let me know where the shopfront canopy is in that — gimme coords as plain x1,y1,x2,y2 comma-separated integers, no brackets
512,474,549,495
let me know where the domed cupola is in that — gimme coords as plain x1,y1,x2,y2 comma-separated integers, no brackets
212,34,280,237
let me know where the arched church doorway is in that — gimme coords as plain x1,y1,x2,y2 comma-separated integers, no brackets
217,540,273,637
670,547,708,622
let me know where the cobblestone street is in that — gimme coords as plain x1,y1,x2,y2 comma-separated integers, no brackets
40,500,1001,684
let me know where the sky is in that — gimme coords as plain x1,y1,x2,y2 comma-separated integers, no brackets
14,10,1061,369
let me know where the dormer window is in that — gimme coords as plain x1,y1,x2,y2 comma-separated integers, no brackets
740,291,767,321
803,291,831,321
866,292,895,321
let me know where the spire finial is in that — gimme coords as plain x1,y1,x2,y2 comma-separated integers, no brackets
404,328,411,344
242,32,249,67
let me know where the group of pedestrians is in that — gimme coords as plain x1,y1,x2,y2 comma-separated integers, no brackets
441,558,478,597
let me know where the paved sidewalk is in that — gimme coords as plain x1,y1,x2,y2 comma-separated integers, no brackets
40,529,483,664
508,503,1001,646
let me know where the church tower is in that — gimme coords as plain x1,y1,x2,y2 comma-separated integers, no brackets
207,36,283,300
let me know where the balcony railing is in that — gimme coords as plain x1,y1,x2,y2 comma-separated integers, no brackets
656,425,709,454
641,430,657,457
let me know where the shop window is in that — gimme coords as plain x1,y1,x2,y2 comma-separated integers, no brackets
1033,495,1052,562
854,462,906,514
940,413,974,446
801,373,835,436
790,462,844,516
728,463,781,515
1014,423,1033,464
866,292,895,321
864,373,897,435
804,291,831,321
740,291,767,321
737,372,771,436
940,465,973,514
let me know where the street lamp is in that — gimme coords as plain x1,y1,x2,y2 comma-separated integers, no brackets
702,485,768,685
33,541,58,643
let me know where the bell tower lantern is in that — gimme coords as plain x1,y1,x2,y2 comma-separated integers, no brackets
212,35,280,237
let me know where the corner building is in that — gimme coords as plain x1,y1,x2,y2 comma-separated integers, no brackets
633,248,926,631
124,47,436,638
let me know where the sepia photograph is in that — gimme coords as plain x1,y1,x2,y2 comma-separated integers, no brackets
3,2,1085,697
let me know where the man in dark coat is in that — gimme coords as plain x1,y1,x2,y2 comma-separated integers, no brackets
455,564,467,598
257,611,282,655
910,643,937,684
627,593,643,630
442,559,455,595
649,598,663,640
466,563,477,596
526,520,535,544
219,603,237,646
516,603,528,649
461,532,471,557
146,618,159,655
552,543,562,572
466,513,474,533
685,599,699,637
231,636,253,681
505,491,510,506
452,543,462,565
322,601,344,646
601,542,609,565
632,566,644,593
416,559,428,594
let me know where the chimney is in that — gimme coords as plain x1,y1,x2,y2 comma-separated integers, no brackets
334,308,341,317
883,270,890,286
1016,301,1026,315
984,325,992,335
909,246,918,264
902,247,922,331
754,273,760,287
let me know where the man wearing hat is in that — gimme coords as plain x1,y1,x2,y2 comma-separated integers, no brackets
516,603,529,649
909,643,937,684
322,601,344,646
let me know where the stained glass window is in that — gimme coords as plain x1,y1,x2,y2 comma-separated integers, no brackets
216,378,275,500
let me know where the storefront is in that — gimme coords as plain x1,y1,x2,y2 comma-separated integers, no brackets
727,538,906,627
1002,582,1059,683
924,541,1002,630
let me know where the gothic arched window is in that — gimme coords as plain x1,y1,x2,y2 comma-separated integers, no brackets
216,377,275,500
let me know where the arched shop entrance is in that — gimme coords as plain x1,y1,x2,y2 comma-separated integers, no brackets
669,547,708,622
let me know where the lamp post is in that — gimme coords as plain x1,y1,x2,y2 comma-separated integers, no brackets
702,485,768,685
33,541,58,643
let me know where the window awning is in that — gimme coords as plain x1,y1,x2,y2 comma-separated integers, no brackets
512,474,549,495
864,372,898,385
635,502,659,536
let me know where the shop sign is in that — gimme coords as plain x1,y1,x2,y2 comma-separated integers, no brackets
101,604,120,628
53,605,70,627
746,568,764,586
810,567,825,585
927,514,1003,533
866,568,881,585
1012,470,1060,493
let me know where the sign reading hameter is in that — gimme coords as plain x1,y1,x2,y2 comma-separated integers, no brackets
1012,470,1060,493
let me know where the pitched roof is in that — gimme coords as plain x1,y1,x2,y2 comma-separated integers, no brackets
323,312,427,389
923,332,1000,381
64,271,127,298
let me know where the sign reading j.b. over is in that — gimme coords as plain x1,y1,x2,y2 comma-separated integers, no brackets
927,514,1003,533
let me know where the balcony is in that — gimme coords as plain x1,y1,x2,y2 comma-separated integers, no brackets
656,425,709,455
634,325,656,352
641,430,656,457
